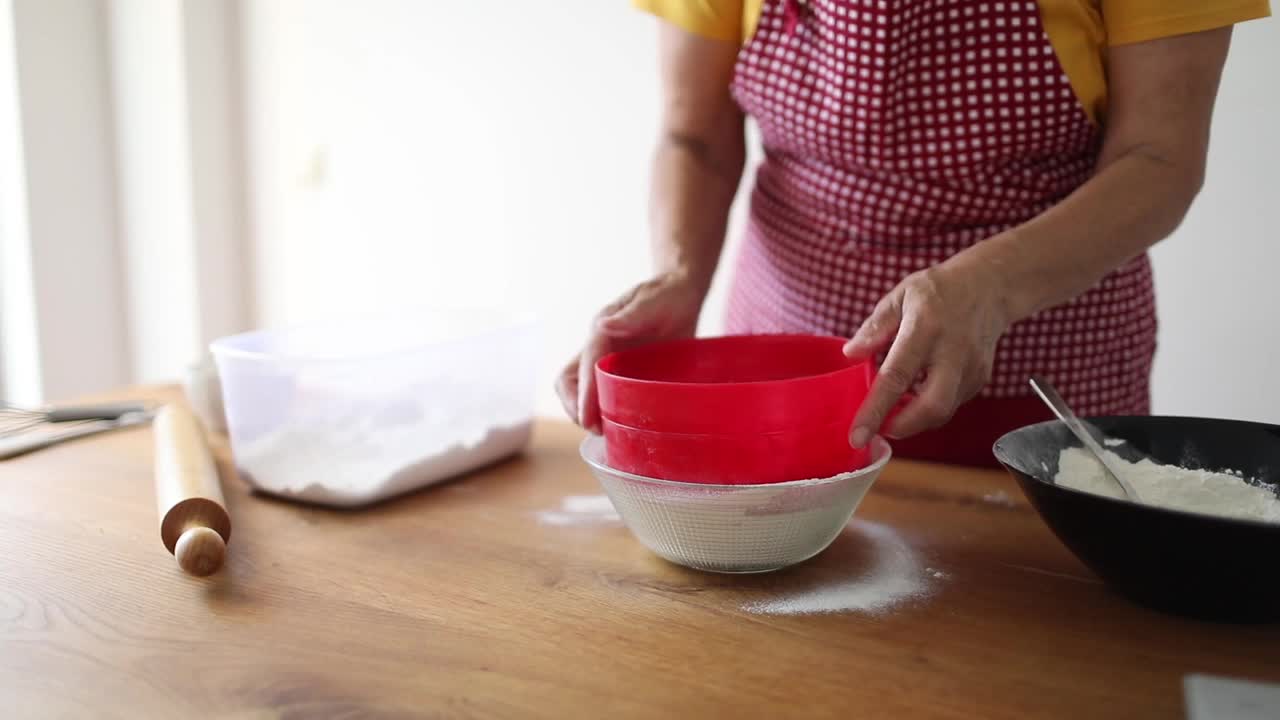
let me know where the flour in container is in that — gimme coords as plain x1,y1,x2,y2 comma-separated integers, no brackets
236,407,531,507
1054,447,1280,524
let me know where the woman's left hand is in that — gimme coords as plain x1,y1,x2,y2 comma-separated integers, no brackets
843,255,1014,448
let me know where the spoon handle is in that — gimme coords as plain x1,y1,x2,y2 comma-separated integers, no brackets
1028,376,1142,501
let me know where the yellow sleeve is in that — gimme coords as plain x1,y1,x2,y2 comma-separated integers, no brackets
1103,0,1271,46
633,0,747,43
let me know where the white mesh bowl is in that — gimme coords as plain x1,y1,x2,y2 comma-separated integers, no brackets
580,435,891,573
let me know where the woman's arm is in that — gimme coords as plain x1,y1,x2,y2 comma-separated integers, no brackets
965,28,1231,323
641,24,746,298
845,28,1233,446
557,24,744,431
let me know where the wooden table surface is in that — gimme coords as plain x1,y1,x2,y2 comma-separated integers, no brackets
3,390,1278,719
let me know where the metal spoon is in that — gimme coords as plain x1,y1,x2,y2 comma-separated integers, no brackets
1028,376,1141,501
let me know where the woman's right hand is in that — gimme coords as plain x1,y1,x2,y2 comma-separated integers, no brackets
557,24,741,432
556,270,706,433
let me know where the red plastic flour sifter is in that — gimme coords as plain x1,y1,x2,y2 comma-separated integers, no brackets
595,334,900,485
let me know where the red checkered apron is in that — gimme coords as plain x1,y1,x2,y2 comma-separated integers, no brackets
726,0,1157,466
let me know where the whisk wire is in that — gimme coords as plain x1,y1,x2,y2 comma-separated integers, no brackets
0,401,150,438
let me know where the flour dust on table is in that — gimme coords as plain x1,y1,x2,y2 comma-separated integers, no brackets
743,520,941,616
536,494,942,614
1054,446,1280,524
536,495,621,527
981,490,1018,508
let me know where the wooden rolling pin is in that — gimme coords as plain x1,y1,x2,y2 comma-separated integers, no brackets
154,404,231,576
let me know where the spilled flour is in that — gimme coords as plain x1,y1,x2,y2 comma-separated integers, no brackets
981,490,1018,508
540,496,942,616
536,495,621,527
1055,446,1280,524
742,520,939,616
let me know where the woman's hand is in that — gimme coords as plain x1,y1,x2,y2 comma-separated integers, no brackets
556,23,741,433
841,27,1234,449
842,255,1014,448
556,271,705,433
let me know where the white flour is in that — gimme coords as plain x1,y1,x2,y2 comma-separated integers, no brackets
236,414,531,507
982,490,1017,508
742,521,938,616
536,495,621,526
540,496,938,615
1054,447,1280,524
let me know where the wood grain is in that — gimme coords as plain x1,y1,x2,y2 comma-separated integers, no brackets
154,405,230,577
1,387,1277,719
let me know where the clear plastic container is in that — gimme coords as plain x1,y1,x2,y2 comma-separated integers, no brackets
580,434,891,573
210,309,538,507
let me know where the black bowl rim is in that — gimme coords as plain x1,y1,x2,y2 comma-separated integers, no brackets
992,415,1280,534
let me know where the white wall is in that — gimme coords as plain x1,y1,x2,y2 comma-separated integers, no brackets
108,0,253,383
0,0,39,402
0,0,131,405
239,0,752,417
0,0,251,404
109,0,203,382
240,1,1275,420
1149,20,1280,423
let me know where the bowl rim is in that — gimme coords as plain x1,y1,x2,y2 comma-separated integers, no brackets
580,432,892,489
992,415,1280,533
594,334,871,390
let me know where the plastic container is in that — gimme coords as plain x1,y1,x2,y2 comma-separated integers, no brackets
581,434,891,573
210,309,538,508
595,334,895,484
183,351,227,434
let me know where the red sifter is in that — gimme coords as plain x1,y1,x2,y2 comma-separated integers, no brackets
595,334,904,485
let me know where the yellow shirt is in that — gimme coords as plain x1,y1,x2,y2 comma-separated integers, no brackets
634,0,1271,124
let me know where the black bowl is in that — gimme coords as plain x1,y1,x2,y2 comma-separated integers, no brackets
993,416,1280,623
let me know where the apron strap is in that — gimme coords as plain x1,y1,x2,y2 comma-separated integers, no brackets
783,0,803,36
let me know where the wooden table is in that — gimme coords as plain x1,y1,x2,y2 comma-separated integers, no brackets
3,390,1277,719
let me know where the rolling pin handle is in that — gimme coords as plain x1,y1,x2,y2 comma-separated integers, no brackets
154,404,231,577
174,525,226,577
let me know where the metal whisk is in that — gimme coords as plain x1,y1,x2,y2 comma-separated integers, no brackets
0,402,150,438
